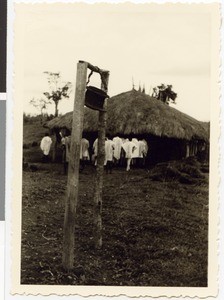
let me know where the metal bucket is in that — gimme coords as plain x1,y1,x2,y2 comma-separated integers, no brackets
85,86,109,111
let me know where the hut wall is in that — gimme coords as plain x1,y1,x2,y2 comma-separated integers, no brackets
143,136,186,165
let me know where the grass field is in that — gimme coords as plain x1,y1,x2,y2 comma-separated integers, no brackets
23,117,56,163
21,160,208,286
23,117,48,146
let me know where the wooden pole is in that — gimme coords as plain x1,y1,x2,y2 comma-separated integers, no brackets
62,61,87,270
93,71,109,249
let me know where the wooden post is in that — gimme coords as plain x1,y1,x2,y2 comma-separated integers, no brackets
93,71,109,249
62,61,87,270
52,133,57,162
52,130,60,162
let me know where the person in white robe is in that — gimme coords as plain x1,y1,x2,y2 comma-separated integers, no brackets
131,138,139,157
80,138,90,159
80,137,90,170
138,140,145,158
112,136,123,165
122,139,136,171
139,139,148,167
131,138,140,166
104,138,115,173
40,133,52,162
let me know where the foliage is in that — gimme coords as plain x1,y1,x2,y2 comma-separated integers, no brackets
29,97,52,123
43,72,72,117
152,84,177,105
23,113,32,124
30,97,51,113
23,113,42,124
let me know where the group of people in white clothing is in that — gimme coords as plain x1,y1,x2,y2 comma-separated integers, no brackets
61,135,90,174
117,137,148,171
92,136,148,172
40,131,148,173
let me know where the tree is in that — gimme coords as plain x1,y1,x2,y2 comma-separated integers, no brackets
156,84,177,105
43,72,72,117
29,97,51,123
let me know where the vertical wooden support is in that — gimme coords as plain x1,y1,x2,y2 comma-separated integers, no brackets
52,130,60,162
62,62,87,270
93,72,110,249
52,134,57,162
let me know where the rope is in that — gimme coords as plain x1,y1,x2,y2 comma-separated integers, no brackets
86,70,94,86
86,68,109,93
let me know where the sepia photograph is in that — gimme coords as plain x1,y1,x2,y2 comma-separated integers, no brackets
11,2,220,297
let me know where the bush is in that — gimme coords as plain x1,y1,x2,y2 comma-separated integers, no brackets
149,157,206,184
150,165,182,182
179,165,204,179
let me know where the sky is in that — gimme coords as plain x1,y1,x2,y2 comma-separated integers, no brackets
17,3,212,121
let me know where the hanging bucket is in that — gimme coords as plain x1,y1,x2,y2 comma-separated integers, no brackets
85,86,109,111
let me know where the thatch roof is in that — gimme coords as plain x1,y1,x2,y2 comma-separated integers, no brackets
46,90,209,141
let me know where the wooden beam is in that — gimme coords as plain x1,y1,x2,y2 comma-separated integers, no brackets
79,60,109,75
93,72,109,249
62,61,87,270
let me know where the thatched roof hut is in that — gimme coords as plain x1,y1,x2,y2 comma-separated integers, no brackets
46,89,208,142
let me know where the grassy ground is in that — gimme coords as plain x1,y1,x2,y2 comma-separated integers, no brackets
23,118,48,146
23,117,55,163
21,160,208,286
